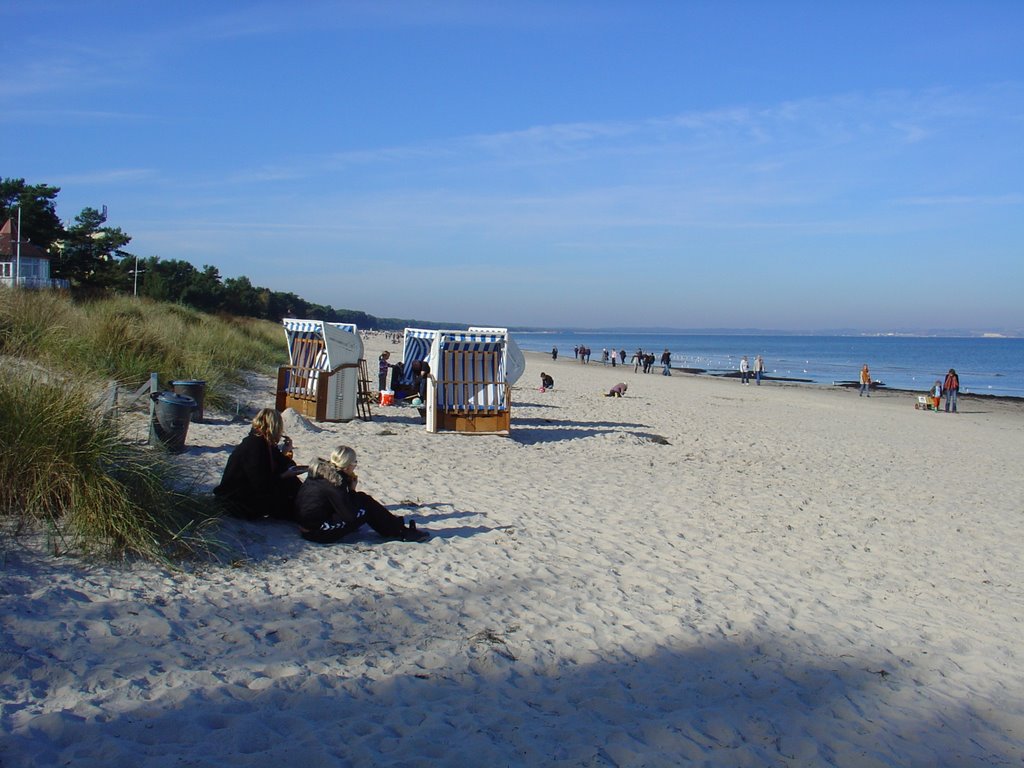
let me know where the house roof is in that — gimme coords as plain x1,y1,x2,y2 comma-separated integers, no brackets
0,218,50,261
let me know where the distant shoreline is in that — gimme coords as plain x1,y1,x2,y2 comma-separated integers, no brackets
522,350,1024,406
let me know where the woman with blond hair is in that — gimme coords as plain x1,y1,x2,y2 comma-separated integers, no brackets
295,445,428,543
214,408,304,520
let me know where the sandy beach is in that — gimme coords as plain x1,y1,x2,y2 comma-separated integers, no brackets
2,335,1023,767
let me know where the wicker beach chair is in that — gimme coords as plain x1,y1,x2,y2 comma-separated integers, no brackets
426,330,516,434
275,319,367,422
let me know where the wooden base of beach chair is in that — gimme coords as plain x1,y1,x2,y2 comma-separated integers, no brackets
437,410,511,435
275,365,371,422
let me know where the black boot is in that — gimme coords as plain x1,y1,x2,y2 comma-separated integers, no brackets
402,519,429,543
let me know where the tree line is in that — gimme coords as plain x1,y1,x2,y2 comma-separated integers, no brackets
1,178,445,330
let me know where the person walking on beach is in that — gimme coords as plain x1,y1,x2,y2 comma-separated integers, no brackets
551,346,558,360
754,355,765,385
660,349,672,376
574,345,579,359
859,364,871,397
632,349,642,373
943,368,960,413
740,356,750,385
619,349,627,365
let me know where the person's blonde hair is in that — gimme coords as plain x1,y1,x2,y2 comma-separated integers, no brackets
329,445,357,471
251,408,284,443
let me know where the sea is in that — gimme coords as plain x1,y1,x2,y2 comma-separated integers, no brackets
514,332,1024,399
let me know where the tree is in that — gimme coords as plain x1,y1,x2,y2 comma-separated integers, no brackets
0,178,65,251
54,207,132,293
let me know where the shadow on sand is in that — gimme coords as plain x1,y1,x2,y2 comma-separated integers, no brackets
5,569,1018,766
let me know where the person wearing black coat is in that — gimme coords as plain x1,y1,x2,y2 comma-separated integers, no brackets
294,445,428,544
214,408,304,520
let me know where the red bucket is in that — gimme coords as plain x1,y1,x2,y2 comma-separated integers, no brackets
379,390,395,406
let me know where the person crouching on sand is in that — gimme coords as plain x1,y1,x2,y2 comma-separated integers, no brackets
294,445,428,543
540,372,554,391
214,408,305,521
605,382,628,397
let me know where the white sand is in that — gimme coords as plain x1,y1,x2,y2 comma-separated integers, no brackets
2,337,1023,767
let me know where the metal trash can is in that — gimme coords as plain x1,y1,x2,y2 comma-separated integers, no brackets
150,391,197,453
170,379,206,423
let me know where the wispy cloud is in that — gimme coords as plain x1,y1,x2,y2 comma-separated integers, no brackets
56,169,158,185
894,194,1024,207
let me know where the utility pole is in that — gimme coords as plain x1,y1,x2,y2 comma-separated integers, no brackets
15,205,21,287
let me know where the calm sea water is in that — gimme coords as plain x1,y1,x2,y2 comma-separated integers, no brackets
515,332,1024,399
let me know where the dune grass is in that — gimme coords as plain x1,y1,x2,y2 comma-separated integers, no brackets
0,289,286,560
0,290,283,409
0,369,220,560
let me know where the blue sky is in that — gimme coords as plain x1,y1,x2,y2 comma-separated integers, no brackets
3,1,1022,331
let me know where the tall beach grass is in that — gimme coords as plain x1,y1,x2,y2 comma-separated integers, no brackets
0,289,286,560
0,290,283,409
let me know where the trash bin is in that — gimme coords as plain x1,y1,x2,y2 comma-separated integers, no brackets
150,391,197,453
170,379,206,422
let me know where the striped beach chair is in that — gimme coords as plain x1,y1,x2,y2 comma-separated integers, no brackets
275,319,365,422
398,328,439,392
426,330,514,434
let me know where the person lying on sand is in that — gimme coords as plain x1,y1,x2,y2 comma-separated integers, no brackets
214,408,305,520
295,445,429,544
605,383,628,397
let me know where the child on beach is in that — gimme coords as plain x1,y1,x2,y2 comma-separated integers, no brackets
605,383,628,397
378,351,393,392
294,445,428,544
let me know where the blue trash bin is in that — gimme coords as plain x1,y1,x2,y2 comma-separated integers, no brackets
170,380,206,423
150,391,197,453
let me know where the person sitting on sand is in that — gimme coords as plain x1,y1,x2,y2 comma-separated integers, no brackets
214,408,305,520
540,372,554,391
294,445,428,543
605,382,628,397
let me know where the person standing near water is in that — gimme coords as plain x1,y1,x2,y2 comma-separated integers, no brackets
859,364,871,397
943,368,960,413
740,356,750,385
551,346,558,360
754,355,765,385
660,349,672,376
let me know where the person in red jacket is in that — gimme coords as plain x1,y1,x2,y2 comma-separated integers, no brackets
943,368,960,413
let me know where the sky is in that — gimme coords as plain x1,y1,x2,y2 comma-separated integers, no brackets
2,1,1023,332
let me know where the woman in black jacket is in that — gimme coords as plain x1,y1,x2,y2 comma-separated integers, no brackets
295,445,428,543
214,408,304,520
